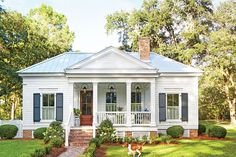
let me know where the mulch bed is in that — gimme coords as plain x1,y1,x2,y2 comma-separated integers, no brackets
46,147,67,157
179,135,232,141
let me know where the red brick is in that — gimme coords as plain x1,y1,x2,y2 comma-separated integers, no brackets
23,130,32,138
190,129,198,137
139,37,150,61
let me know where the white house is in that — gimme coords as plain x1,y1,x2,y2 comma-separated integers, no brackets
18,38,202,146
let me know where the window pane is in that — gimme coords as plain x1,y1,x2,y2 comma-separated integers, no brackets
131,92,135,103
167,94,179,106
112,92,117,103
106,92,111,103
43,94,48,107
106,92,117,103
167,94,179,120
137,92,141,103
42,94,55,120
49,94,54,106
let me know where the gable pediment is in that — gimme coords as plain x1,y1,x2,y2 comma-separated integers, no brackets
76,51,147,70
66,47,156,73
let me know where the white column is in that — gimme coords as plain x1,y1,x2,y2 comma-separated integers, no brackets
126,82,131,126
150,81,156,126
93,82,98,137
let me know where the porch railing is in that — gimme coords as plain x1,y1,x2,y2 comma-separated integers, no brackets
97,112,127,125
131,112,151,125
96,112,151,125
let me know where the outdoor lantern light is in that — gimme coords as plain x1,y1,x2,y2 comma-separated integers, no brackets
108,84,115,92
81,84,88,93
135,85,141,92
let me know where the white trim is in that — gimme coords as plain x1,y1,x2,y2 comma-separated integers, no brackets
66,74,159,78
19,73,65,77
65,69,158,74
68,78,156,83
160,73,202,77
165,93,182,121
40,93,56,121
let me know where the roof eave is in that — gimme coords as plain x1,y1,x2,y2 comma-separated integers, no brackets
18,72,65,77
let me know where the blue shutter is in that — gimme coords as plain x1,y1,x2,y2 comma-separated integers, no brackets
56,93,63,121
33,93,40,122
181,93,188,121
159,93,166,121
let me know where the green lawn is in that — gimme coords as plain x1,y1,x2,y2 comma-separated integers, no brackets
105,121,236,157
0,140,44,157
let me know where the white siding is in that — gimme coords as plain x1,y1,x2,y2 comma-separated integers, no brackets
156,76,199,130
22,76,73,130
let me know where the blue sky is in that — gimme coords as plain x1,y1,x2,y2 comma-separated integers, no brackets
2,0,225,52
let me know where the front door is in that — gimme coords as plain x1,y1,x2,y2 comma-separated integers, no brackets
80,91,93,125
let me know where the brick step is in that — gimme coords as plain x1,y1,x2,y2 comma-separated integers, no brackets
69,132,93,134
70,134,93,136
69,129,93,147
69,142,89,148
69,139,91,143
69,135,93,138
69,140,90,144
69,137,92,140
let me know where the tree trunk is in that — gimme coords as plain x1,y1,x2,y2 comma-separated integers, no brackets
227,99,236,125
11,95,15,120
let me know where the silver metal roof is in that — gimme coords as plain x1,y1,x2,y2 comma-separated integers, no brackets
17,51,202,74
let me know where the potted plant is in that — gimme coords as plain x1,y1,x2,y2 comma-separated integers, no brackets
74,108,81,126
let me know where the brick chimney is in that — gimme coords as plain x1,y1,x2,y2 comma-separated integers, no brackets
139,37,150,62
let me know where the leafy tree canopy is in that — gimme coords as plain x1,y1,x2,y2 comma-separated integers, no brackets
0,4,74,119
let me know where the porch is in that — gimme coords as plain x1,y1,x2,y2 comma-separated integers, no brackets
73,81,156,127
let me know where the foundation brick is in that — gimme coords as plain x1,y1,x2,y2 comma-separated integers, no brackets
23,130,32,139
125,131,132,137
190,129,198,137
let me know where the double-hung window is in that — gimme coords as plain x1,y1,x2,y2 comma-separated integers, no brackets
167,94,180,120
106,92,117,111
42,93,55,120
131,92,141,111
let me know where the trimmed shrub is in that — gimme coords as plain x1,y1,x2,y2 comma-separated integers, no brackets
34,127,47,139
208,126,227,138
89,137,103,148
198,124,206,135
0,124,18,139
50,137,64,148
167,125,184,138
99,119,113,128
44,121,64,144
96,119,116,143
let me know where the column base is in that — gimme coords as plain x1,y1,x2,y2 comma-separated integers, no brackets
125,131,132,137
150,131,158,137
190,129,198,137
23,130,33,138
